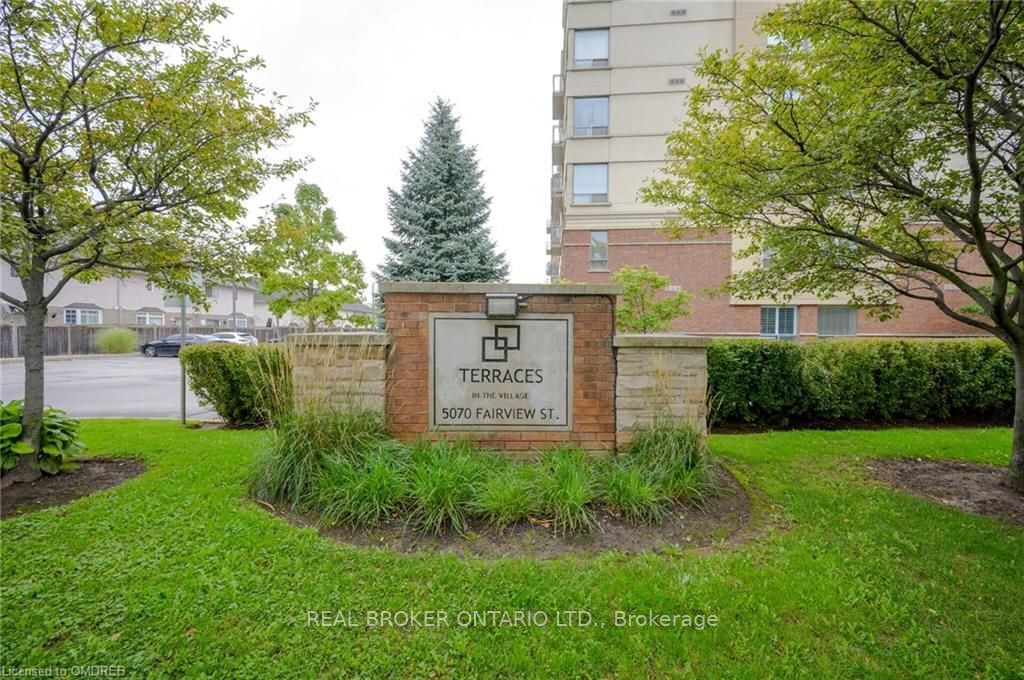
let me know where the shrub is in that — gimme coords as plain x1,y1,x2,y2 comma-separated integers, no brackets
313,441,410,527
408,441,488,536
181,344,292,427
707,339,806,425
250,408,385,507
708,338,1014,427
1,400,86,475
602,466,669,524
536,446,598,536
94,327,138,354
473,464,540,531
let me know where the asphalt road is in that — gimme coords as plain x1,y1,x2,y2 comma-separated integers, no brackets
0,355,218,420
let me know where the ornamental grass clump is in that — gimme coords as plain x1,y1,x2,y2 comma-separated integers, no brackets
250,408,386,508
93,327,138,354
313,441,410,528
623,420,715,507
536,446,598,536
472,464,541,532
408,440,490,536
601,465,670,524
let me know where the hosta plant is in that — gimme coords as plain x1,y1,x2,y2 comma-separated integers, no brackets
1,400,86,475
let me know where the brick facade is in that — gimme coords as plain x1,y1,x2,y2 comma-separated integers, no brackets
383,285,618,453
560,227,988,339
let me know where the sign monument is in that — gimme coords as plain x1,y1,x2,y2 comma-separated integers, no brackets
429,313,573,430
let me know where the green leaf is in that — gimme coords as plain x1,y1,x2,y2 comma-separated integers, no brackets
38,456,60,475
11,441,35,455
0,422,22,439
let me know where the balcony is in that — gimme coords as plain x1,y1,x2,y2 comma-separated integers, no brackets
550,171,563,196
552,74,564,119
546,260,561,279
546,221,563,256
551,123,564,165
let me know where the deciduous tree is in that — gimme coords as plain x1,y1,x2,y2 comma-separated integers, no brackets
613,265,691,333
251,181,365,332
0,0,310,483
642,0,1024,489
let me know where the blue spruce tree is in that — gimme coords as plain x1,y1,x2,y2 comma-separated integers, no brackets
378,98,509,282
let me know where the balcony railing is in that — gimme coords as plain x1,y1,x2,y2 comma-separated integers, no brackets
546,261,560,278
552,74,565,119
552,124,564,144
551,172,563,196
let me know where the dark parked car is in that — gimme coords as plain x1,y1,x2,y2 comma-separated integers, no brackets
140,334,217,357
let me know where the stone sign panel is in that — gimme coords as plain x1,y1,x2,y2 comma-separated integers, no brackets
429,313,573,430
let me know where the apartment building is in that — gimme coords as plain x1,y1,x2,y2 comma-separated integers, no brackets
548,0,985,339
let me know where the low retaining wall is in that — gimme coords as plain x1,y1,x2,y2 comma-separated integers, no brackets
287,283,710,453
614,334,710,449
289,332,389,412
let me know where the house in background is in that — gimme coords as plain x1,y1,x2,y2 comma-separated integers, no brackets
548,0,987,340
0,267,268,328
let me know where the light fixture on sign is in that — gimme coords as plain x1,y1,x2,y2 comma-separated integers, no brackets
485,293,519,319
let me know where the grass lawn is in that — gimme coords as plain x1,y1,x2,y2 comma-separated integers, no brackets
1,421,1021,677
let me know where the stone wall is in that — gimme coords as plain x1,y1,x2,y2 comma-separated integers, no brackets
288,332,389,412
614,334,710,449
381,282,620,453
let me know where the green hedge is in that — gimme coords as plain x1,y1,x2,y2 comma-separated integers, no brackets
708,338,1014,426
180,344,291,427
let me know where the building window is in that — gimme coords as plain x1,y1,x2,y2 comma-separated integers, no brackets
205,285,219,299
589,231,609,271
64,308,102,325
136,312,165,326
573,164,608,204
574,29,609,67
573,97,608,136
760,306,797,339
817,306,856,337
762,247,778,267
228,315,248,327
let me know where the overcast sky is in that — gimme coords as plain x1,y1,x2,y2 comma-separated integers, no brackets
217,0,564,295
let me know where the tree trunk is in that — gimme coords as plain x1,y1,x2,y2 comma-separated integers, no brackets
1008,343,1024,492
2,269,46,487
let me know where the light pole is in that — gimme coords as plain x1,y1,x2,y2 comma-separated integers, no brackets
179,292,187,425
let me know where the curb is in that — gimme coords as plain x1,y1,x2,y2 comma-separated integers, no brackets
0,353,148,365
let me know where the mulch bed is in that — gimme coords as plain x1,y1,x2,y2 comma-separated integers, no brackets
265,464,752,559
1,457,146,519
868,458,1024,526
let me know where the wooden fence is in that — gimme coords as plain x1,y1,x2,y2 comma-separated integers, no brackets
0,325,308,358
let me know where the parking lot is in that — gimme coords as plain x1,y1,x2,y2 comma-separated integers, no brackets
0,355,217,420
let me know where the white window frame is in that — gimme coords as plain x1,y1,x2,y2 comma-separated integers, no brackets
64,308,102,325
227,314,248,327
817,306,857,337
572,164,608,204
574,29,609,68
573,97,609,137
760,306,797,340
136,312,165,326
589,230,609,271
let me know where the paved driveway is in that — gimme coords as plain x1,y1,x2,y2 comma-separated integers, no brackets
0,355,217,420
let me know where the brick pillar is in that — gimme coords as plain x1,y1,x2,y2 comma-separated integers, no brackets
288,332,389,412
614,334,710,449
